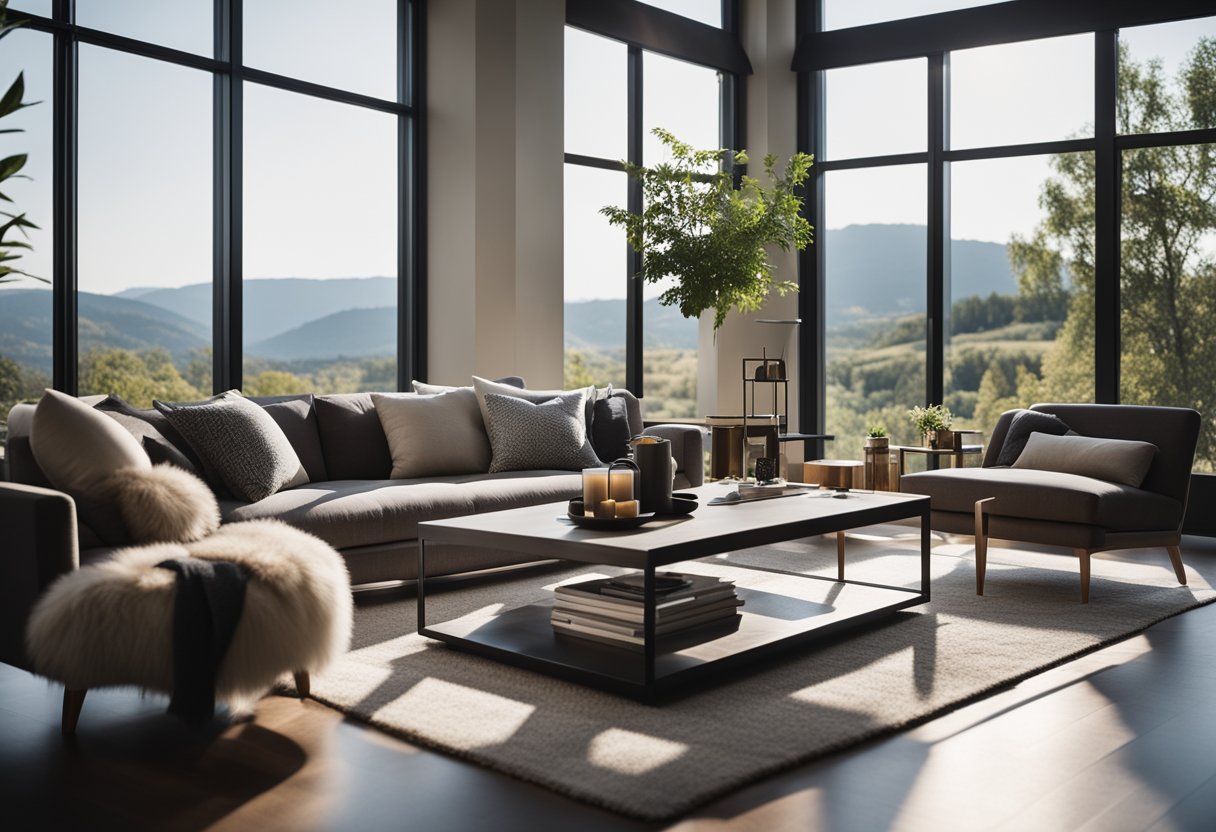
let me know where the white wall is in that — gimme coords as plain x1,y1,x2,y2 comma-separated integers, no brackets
426,0,565,388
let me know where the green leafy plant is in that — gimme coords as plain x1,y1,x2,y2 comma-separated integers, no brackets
601,128,813,332
866,424,888,438
0,0,43,285
907,404,953,436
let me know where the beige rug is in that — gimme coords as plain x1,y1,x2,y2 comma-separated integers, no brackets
305,534,1214,821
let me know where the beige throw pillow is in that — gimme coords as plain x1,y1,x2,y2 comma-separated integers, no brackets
373,390,492,478
31,389,151,496
1012,432,1157,488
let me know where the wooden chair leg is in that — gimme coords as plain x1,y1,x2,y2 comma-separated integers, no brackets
62,688,87,737
974,498,995,595
1166,545,1187,585
293,671,311,699
836,531,846,581
1076,549,1091,604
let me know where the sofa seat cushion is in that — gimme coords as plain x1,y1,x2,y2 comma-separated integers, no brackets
220,471,582,550
901,467,1182,531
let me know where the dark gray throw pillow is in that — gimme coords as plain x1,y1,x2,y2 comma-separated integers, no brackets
995,409,1073,466
154,390,309,502
95,395,202,475
254,396,329,483
591,394,632,463
313,393,393,480
482,392,602,473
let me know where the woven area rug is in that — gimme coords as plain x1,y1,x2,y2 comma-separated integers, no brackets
305,533,1215,821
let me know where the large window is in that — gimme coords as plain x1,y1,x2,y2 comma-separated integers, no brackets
563,9,736,419
2,0,420,418
0,26,52,427
800,4,1216,491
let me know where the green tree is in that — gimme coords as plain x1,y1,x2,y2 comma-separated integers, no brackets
244,370,308,397
1010,39,1216,468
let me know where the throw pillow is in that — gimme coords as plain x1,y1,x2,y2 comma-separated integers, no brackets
95,395,202,474
31,389,152,498
482,391,602,473
591,394,633,462
471,376,600,454
313,393,393,480
154,391,309,502
253,395,330,483
1012,432,1158,488
995,409,1074,466
411,376,526,395
373,390,492,478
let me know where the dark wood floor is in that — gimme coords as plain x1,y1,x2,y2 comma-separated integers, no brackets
3,537,1215,831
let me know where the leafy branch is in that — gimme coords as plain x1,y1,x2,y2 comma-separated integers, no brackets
600,128,813,331
0,0,44,285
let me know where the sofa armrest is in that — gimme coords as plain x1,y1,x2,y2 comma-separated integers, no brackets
642,424,705,488
0,483,79,671
982,409,1020,467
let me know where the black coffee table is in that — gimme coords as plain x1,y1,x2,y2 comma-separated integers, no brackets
417,485,931,700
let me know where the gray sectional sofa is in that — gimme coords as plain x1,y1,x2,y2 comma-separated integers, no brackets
0,388,703,668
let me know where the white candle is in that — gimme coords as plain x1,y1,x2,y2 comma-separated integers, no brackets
595,499,617,519
583,468,609,516
615,500,639,518
608,468,634,502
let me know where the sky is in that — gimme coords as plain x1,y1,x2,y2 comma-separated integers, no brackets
0,2,1211,302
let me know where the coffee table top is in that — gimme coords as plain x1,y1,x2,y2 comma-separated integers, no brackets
419,484,928,570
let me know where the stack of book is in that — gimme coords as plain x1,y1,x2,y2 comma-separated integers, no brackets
551,572,742,650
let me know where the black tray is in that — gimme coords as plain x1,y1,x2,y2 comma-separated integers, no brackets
567,500,656,530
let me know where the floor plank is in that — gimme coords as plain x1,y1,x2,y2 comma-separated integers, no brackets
1,535,1214,831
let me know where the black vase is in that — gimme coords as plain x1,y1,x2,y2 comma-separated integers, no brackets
633,439,674,514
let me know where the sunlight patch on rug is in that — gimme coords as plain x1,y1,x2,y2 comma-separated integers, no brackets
379,677,535,750
587,728,688,775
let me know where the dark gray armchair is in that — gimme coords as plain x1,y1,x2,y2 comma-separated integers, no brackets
901,403,1200,603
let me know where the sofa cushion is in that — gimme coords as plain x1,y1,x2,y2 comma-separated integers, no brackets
1012,432,1157,488
472,375,598,437
256,396,329,483
901,467,1183,531
313,393,393,481
30,390,152,546
155,391,309,502
373,390,491,478
591,393,632,462
95,395,203,475
483,392,602,473
994,409,1073,466
220,472,582,550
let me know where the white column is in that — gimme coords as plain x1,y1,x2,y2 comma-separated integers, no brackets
426,0,565,388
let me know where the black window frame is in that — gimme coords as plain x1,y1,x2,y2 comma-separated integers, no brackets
794,0,1216,532
11,0,425,395
563,0,750,396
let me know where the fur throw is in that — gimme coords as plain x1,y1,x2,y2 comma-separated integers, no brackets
108,463,221,544
27,520,352,715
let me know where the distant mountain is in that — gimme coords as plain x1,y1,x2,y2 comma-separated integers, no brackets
0,289,208,373
825,224,1015,317
564,297,699,350
129,276,396,341
247,307,396,360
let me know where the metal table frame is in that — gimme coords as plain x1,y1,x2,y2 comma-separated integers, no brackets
417,488,931,701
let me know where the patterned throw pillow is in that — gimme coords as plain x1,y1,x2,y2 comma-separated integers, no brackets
482,392,602,473
154,391,309,502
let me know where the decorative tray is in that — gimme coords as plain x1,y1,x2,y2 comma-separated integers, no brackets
567,500,656,530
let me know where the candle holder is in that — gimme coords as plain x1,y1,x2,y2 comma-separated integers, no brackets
581,459,638,518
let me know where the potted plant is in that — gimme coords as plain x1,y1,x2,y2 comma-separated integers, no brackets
907,404,955,450
601,128,814,333
865,425,889,450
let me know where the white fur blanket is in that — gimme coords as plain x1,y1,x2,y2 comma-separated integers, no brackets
27,520,352,715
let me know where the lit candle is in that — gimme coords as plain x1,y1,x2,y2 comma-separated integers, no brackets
615,500,639,518
608,468,634,502
595,499,617,519
582,468,609,516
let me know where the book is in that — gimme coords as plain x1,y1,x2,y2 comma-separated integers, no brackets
552,611,743,650
551,588,740,624
555,573,733,608
551,597,744,638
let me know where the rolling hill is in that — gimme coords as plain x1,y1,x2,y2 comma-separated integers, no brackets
246,307,397,360
0,289,208,373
